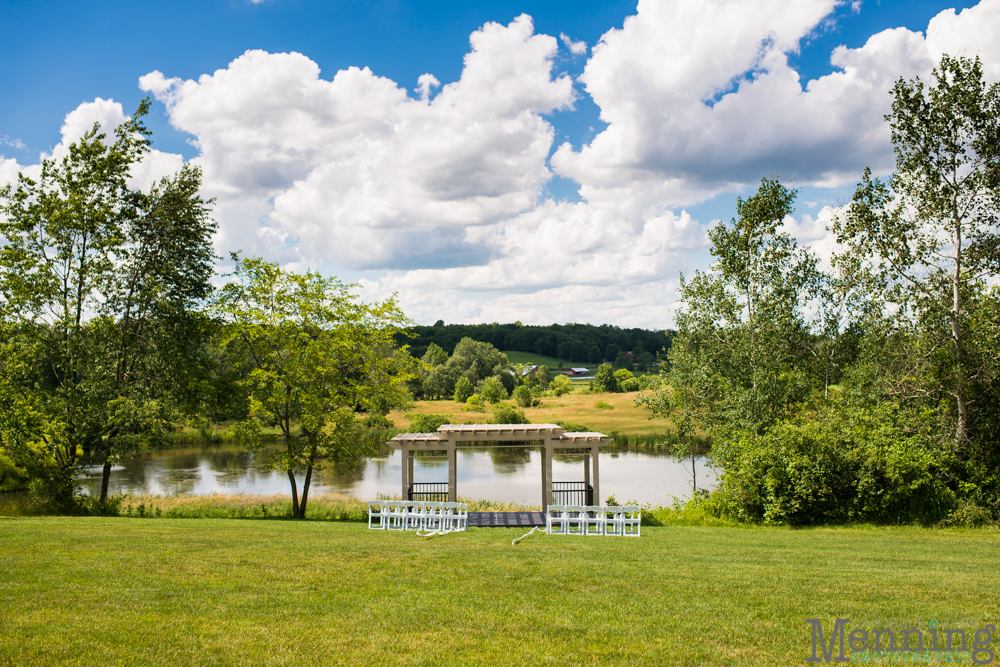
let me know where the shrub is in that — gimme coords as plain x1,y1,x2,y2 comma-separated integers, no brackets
551,374,573,396
488,403,528,425
480,376,507,404
406,413,453,433
453,376,473,403
621,377,640,392
594,401,614,410
361,413,394,429
512,385,532,408
557,421,590,432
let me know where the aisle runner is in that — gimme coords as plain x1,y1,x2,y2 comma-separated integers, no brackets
467,511,545,527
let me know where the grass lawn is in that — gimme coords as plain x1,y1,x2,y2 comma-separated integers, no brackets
2,518,997,666
390,391,668,436
501,350,586,368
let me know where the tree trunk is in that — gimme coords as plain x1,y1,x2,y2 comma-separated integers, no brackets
287,469,299,517
299,465,314,519
100,461,112,502
953,218,968,445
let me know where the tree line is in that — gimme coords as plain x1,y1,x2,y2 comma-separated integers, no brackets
639,56,1000,526
402,321,671,368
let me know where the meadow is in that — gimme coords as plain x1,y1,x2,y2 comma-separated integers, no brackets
389,390,669,437
2,517,997,666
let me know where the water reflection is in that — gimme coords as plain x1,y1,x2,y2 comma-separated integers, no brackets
79,444,716,506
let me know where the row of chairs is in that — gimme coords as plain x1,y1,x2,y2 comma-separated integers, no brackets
368,500,468,532
546,505,641,536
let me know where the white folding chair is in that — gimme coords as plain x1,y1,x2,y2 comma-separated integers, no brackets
584,505,604,536
622,505,641,537
440,502,461,532
424,503,444,531
458,503,469,531
603,506,624,536
405,501,425,531
368,500,388,530
565,505,586,536
546,504,567,535
386,501,406,531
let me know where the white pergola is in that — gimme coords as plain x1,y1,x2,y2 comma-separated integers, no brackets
388,423,611,508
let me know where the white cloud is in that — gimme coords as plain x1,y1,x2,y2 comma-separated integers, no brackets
9,2,1000,328
560,33,587,56
141,15,575,271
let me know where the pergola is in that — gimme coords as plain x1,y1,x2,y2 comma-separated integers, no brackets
388,423,611,508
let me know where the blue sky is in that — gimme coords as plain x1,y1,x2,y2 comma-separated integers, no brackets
1,0,996,326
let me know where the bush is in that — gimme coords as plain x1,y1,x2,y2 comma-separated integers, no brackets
551,374,573,396
594,401,614,410
589,364,620,393
361,413,394,429
556,421,590,432
711,408,958,525
488,403,528,424
406,413,453,433
613,368,636,390
480,376,507,404
512,385,532,408
453,376,473,403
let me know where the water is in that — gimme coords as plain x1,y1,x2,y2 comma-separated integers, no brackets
78,445,716,506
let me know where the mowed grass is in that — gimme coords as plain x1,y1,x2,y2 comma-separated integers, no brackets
2,518,997,666
501,350,587,368
390,390,668,435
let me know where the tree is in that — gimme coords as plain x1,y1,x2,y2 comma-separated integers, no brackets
213,254,414,518
480,376,507,404
590,364,620,393
0,99,217,505
512,385,532,408
488,403,528,424
453,376,473,403
551,374,573,396
587,345,602,364
836,55,1000,445
422,342,448,367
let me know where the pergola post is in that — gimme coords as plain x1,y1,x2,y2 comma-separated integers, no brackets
401,444,410,500
591,443,600,505
539,441,548,509
584,453,591,486
448,443,457,502
544,439,554,509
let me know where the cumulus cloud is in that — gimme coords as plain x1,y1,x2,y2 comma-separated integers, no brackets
140,15,575,270
9,2,1000,327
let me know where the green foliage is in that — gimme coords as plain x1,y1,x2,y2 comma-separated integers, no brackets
488,403,528,424
0,100,218,504
594,401,613,410
614,369,639,392
711,405,957,526
589,363,620,393
453,376,473,403
512,385,532,408
420,337,511,400
213,254,414,517
406,413,452,433
480,376,507,404
421,343,449,368
556,421,590,433
551,374,573,396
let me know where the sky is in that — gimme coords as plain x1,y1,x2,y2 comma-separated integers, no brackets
2,0,999,328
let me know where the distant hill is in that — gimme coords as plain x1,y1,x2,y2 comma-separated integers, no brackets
399,321,672,364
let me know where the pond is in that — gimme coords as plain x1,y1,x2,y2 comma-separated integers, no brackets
78,445,716,506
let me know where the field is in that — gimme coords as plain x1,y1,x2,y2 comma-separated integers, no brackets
501,350,588,368
2,517,997,666
390,390,668,436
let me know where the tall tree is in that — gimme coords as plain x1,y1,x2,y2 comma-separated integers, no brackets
213,254,415,518
836,55,1000,445
0,99,217,504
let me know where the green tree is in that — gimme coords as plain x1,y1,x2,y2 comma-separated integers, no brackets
213,254,414,518
589,363,620,393
480,376,507,404
551,374,573,396
836,55,1000,445
0,99,217,505
512,385,532,408
453,376,473,403
422,342,448,367
488,403,528,425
